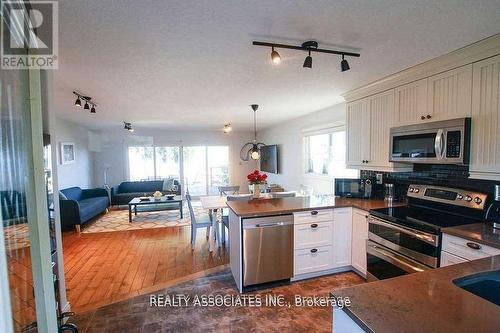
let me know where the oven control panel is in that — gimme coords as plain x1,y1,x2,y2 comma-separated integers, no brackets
407,184,487,210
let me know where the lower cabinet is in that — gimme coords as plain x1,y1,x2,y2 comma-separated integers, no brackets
333,208,352,268
440,233,500,266
293,208,366,280
351,209,369,276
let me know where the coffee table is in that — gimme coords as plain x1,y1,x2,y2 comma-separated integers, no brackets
128,196,183,222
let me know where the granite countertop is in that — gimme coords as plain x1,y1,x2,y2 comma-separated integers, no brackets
443,223,500,249
332,255,500,333
226,195,402,217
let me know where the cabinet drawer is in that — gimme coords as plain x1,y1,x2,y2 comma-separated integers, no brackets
294,221,333,250
294,245,334,276
440,251,467,267
294,209,334,225
442,234,500,261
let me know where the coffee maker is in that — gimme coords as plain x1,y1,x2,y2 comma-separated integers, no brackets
486,185,500,229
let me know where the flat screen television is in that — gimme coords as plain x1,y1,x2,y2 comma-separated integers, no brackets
260,145,278,174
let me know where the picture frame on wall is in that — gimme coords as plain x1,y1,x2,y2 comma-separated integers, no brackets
60,142,75,164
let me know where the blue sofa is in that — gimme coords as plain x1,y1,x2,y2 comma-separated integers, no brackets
111,180,180,205
59,187,109,232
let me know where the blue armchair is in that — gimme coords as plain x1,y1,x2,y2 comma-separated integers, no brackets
59,187,109,232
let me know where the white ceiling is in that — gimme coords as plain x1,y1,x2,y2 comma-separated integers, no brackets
53,0,500,131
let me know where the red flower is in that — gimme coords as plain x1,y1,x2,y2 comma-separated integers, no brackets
247,170,267,184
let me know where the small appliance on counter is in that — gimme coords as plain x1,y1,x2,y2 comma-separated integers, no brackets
334,178,372,198
486,184,500,229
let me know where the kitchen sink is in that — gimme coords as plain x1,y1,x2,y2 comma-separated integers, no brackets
453,270,500,306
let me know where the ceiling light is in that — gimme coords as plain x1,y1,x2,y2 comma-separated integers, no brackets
75,97,81,107
84,102,90,110
252,40,360,71
73,91,98,114
341,54,350,72
124,122,134,132
271,47,281,64
303,50,312,69
240,104,266,161
90,105,96,114
223,124,232,134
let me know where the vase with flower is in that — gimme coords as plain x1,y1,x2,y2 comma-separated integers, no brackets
247,170,267,199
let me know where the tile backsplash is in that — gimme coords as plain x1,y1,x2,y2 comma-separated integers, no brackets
361,164,499,203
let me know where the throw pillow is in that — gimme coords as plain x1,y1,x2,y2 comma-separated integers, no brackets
162,178,175,191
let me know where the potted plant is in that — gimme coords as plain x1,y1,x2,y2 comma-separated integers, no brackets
247,170,267,199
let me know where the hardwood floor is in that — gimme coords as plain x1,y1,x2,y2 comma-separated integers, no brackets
63,226,228,313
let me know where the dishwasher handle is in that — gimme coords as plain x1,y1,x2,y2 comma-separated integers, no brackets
255,222,285,228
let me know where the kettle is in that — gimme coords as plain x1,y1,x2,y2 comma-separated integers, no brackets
486,185,500,229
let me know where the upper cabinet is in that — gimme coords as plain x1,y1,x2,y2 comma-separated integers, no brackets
470,55,500,180
427,64,473,120
394,78,428,125
346,99,370,167
346,90,412,171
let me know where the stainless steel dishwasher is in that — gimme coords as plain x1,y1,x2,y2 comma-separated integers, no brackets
242,214,293,286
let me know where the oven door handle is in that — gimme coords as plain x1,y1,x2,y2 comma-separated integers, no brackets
435,129,445,160
367,241,429,274
368,216,438,246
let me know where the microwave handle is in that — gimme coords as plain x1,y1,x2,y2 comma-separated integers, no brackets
435,129,445,159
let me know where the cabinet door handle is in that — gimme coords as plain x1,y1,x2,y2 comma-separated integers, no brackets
310,248,318,253
421,115,426,120
426,115,432,119
311,210,318,215
310,223,318,228
466,242,481,250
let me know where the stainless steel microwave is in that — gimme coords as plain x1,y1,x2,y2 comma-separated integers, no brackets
389,118,471,165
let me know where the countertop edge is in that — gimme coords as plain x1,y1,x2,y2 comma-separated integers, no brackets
442,225,500,249
330,293,373,333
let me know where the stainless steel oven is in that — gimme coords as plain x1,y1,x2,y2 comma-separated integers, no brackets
366,215,438,281
366,240,431,281
389,118,470,164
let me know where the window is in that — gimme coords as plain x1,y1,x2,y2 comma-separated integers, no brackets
128,146,180,181
304,129,358,178
128,146,155,181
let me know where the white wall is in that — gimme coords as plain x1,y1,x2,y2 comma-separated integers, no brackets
258,103,348,194
91,128,258,192
54,118,95,189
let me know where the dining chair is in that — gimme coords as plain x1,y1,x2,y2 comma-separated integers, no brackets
270,191,297,198
186,194,212,250
221,194,253,245
218,185,240,196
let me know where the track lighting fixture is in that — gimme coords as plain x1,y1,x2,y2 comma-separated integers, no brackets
124,122,134,132
303,50,312,69
271,47,281,64
73,91,98,113
341,54,350,72
223,123,232,134
253,40,360,71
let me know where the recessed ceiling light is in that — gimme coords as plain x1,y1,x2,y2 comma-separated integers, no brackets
223,124,232,133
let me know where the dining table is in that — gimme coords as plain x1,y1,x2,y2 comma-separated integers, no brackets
199,194,274,251
199,195,228,252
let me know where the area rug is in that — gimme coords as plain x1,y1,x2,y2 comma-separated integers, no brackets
81,202,206,234
3,222,30,252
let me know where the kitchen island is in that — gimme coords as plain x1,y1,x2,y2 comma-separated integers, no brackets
226,195,400,292
331,255,500,333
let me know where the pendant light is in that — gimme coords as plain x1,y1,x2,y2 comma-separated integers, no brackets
303,49,312,68
240,104,266,161
340,54,350,72
271,47,281,64
75,97,81,107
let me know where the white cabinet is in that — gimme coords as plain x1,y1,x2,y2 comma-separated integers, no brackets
346,91,411,172
440,251,467,267
346,99,370,167
427,64,473,121
469,55,500,181
293,210,335,278
332,208,352,268
441,233,500,262
351,209,369,276
394,78,429,124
